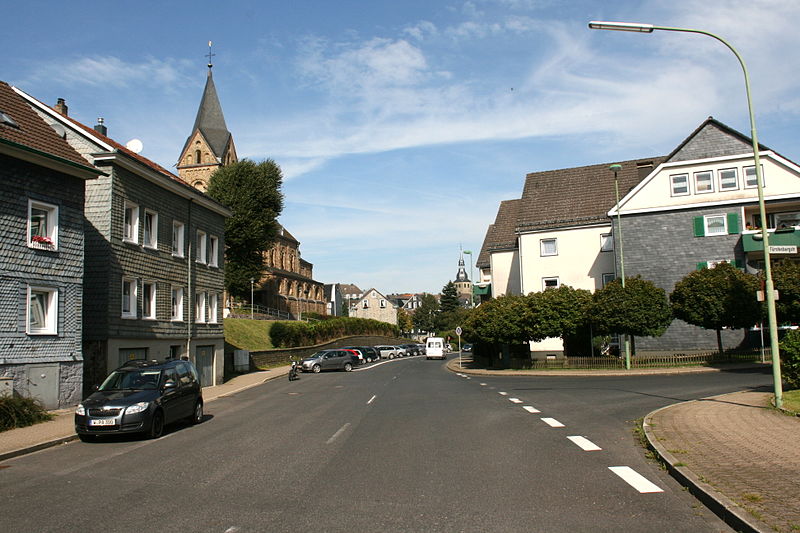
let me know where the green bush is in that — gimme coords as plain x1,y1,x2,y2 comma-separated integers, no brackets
0,396,54,432
780,329,800,389
269,317,399,348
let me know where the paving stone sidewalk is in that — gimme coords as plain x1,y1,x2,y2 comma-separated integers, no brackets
645,391,800,533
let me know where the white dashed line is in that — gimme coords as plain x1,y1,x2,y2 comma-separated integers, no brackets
608,466,664,493
509,398,523,404
567,436,602,451
522,406,540,413
498,391,508,396
326,423,351,444
367,395,376,405
479,383,487,386
541,417,565,428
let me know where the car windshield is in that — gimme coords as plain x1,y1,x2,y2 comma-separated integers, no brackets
99,369,162,391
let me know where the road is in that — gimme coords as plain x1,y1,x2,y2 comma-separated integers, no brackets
0,356,772,532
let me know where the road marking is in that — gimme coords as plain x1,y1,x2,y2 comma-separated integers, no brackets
541,417,565,428
509,398,523,404
608,466,664,493
522,406,540,413
498,391,508,396
567,436,602,451
480,383,487,386
326,423,351,444
367,395,376,405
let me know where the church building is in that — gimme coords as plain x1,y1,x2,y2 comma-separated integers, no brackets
454,251,473,307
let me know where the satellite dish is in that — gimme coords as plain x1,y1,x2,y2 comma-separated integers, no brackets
49,122,67,139
126,138,143,153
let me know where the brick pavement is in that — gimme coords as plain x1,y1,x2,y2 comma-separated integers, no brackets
646,391,800,533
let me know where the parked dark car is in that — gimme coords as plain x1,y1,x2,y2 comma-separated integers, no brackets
342,347,366,365
75,359,203,441
462,343,473,353
344,346,379,363
402,344,420,356
300,349,355,373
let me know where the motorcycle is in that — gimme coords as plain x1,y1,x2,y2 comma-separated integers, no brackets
288,360,299,381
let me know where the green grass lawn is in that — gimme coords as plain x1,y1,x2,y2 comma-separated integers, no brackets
223,318,275,351
782,389,800,414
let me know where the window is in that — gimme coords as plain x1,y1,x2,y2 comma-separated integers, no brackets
196,230,207,264
27,286,57,334
28,200,58,250
123,202,139,243
704,215,728,235
600,233,613,252
718,168,739,191
540,238,558,257
362,300,369,309
542,277,560,290
143,210,158,248
172,221,185,257
142,282,156,320
693,171,714,194
744,165,764,189
602,273,616,287
380,299,386,308
171,287,184,321
121,278,137,318
209,235,219,267
670,174,689,196
195,291,206,323
208,293,218,323
775,212,800,228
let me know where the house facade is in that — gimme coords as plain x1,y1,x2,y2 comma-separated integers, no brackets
0,82,100,408
18,88,232,391
349,288,398,325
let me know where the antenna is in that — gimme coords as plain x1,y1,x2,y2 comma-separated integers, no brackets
206,40,215,69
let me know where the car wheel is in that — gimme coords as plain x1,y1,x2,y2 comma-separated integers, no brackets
189,400,203,425
389,354,395,359
312,364,321,373
148,410,164,439
344,362,353,372
367,357,373,363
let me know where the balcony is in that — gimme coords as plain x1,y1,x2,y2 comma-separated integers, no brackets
742,227,800,254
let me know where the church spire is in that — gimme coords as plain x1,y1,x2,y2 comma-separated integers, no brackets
455,247,469,282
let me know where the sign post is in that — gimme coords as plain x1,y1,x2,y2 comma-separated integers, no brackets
456,326,463,368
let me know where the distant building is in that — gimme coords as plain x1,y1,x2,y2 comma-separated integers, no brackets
453,252,473,307
324,283,344,316
349,288,398,325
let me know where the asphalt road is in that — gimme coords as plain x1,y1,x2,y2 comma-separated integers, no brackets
0,356,772,532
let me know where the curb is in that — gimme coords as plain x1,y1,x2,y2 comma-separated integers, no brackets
0,367,291,463
643,398,770,533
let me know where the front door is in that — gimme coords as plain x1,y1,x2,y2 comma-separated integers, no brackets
195,345,214,387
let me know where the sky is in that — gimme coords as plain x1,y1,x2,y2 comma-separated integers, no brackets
4,0,800,294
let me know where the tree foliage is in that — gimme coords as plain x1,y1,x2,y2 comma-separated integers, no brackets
527,285,593,342
591,276,673,338
206,159,284,298
413,294,439,333
670,262,759,352
779,329,800,389
771,259,800,325
397,308,413,334
439,281,460,313
463,294,531,345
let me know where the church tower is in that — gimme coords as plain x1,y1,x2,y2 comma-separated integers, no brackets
454,250,473,306
177,45,237,191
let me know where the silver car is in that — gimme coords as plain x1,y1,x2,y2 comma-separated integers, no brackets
374,345,398,359
300,349,355,373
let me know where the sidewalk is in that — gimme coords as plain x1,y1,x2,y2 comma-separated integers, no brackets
447,359,799,533
0,365,290,462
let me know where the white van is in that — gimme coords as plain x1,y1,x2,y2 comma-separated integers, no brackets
426,337,445,360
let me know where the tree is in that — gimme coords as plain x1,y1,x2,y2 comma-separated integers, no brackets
527,285,593,355
591,276,673,348
463,294,532,345
413,294,439,334
206,159,284,298
439,281,460,313
771,259,800,325
397,308,413,334
670,262,760,352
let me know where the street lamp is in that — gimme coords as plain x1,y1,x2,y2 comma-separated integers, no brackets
589,21,783,407
463,250,474,307
250,278,255,319
610,164,631,370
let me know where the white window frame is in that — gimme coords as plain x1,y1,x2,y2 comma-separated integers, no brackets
123,201,139,243
195,291,206,323
208,293,218,323
209,235,219,267
718,168,739,191
143,209,158,249
362,300,369,309
196,230,207,264
142,281,156,320
542,277,560,290
670,173,689,196
172,221,185,257
27,286,58,335
540,238,558,257
744,165,764,189
693,171,714,194
704,214,728,236
171,287,184,321
27,199,58,250
121,278,138,319
600,233,613,252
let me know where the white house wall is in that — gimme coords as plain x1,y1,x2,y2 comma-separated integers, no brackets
489,250,520,296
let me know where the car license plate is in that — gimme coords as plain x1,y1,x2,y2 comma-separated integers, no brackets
89,418,116,426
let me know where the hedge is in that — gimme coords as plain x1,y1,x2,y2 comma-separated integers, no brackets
780,329,800,389
270,317,400,348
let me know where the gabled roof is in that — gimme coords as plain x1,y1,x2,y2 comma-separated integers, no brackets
476,198,522,268
339,283,363,295
516,156,665,232
665,116,770,163
180,71,232,161
0,81,98,176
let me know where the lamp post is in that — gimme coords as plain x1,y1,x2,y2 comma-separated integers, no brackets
589,21,783,407
610,164,631,370
250,278,255,319
463,250,474,307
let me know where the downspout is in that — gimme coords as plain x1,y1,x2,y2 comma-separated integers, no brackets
186,198,194,359
516,235,524,295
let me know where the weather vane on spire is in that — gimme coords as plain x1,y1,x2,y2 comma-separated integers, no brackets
206,40,215,69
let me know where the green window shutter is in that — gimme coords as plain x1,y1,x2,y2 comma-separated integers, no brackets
727,212,740,234
693,217,705,237
696,261,708,270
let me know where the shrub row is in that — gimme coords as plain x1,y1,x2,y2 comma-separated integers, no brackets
270,317,400,348
0,396,53,433
780,329,800,389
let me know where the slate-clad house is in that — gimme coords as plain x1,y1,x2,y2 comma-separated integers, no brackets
16,88,232,391
0,81,100,408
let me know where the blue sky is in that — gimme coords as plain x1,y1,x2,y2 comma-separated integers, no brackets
4,0,800,294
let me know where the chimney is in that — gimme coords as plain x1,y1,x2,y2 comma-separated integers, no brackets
94,117,107,136
54,98,68,116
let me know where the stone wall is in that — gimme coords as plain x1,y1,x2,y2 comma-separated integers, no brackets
248,336,411,370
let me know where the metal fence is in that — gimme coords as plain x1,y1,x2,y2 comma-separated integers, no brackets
525,349,768,370
228,304,293,321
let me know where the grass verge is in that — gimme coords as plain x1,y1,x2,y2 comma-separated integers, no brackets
224,318,274,351
781,389,800,414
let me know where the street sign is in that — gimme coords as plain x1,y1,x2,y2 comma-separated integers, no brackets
769,245,797,254
455,327,462,336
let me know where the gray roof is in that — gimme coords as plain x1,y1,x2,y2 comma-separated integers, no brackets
181,70,232,160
